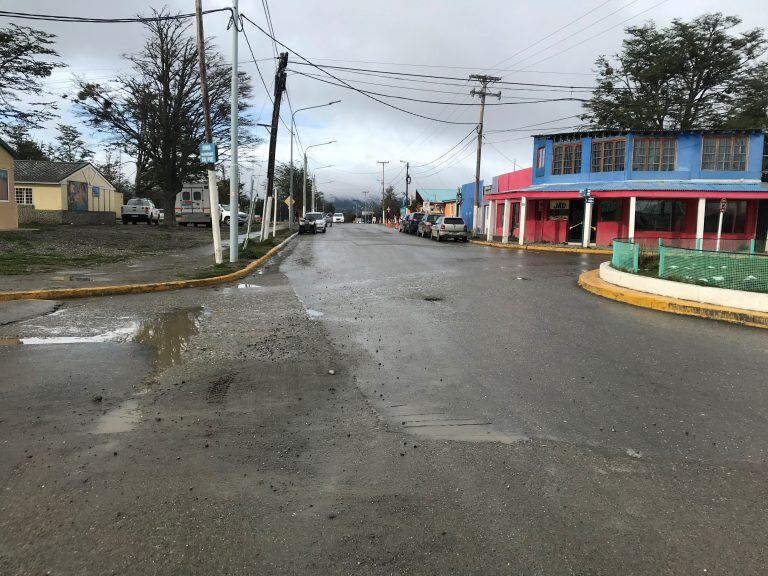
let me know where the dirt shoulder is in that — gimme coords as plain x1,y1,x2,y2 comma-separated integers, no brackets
0,224,287,292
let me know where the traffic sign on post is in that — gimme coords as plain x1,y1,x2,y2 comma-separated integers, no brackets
199,142,218,164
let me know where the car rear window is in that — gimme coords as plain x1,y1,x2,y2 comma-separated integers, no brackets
445,218,463,224
426,214,440,222
127,198,146,205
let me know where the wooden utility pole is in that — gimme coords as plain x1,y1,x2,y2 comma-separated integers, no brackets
377,160,389,223
195,0,222,263
469,74,501,235
262,51,288,240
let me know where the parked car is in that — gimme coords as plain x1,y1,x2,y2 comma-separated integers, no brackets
431,216,468,242
158,209,165,222
417,213,441,238
403,212,425,234
332,213,344,223
299,212,327,234
325,213,334,227
219,204,247,226
121,198,161,225
398,214,410,232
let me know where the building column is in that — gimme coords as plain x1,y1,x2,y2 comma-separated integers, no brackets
695,197,706,248
486,200,497,242
502,198,511,243
518,197,527,245
582,200,593,248
628,196,636,241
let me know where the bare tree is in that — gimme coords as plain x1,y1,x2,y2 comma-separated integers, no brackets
75,10,256,225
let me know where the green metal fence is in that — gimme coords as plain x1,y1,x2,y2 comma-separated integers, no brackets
611,237,768,294
658,245,768,293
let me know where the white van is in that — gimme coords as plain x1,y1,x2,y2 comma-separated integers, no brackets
175,183,212,226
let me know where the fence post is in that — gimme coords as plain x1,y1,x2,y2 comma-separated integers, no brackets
750,238,755,255
696,237,702,251
632,241,639,273
658,242,665,278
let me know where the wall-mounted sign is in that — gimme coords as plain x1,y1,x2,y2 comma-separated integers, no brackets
199,142,218,164
92,186,100,198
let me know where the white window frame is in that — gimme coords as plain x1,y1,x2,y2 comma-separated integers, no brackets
15,187,33,205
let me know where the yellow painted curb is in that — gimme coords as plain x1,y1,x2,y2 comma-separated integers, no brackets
578,268,768,330
0,233,297,302
471,239,612,255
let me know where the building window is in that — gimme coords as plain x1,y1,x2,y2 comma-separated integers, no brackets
704,200,747,234
552,143,582,175
635,200,687,232
548,199,569,220
591,140,626,172
598,199,622,221
701,135,748,171
15,187,33,205
536,147,545,169
0,169,8,202
632,138,676,171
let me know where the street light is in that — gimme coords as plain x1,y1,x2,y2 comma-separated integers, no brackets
290,101,341,226
303,142,336,216
315,180,334,212
310,165,334,213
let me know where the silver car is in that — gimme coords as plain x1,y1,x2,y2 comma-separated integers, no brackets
431,216,468,242
304,212,327,233
417,213,441,238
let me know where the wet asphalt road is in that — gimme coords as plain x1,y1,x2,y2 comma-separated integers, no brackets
2,224,768,575
287,224,768,463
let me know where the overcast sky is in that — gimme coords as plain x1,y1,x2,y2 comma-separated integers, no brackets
8,0,768,201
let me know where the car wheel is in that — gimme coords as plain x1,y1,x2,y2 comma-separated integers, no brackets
322,228,327,233
223,217,230,226
437,232,442,242
312,228,316,235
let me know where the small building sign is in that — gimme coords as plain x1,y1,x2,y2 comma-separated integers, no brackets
199,142,218,164
92,186,100,198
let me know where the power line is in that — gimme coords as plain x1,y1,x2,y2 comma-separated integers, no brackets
411,128,477,168
240,14,480,126
0,8,231,23
291,70,587,106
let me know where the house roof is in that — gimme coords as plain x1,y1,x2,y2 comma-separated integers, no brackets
518,180,768,193
533,128,764,141
0,138,17,158
14,160,90,183
416,188,457,203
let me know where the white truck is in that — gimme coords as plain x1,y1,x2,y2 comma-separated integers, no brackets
175,182,213,227
121,198,161,225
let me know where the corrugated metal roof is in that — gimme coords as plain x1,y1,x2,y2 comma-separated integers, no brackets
415,188,457,202
519,180,768,193
14,160,90,183
532,128,764,140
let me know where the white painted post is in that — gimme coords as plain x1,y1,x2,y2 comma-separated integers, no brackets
582,200,593,248
518,197,527,245
502,198,511,243
716,211,723,252
472,205,478,237
628,196,636,241
486,201,496,242
695,197,706,249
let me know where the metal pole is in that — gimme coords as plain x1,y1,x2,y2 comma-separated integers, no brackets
716,210,724,252
302,153,308,216
272,187,278,238
228,0,239,262
378,160,388,224
195,0,222,263
312,175,317,212
289,125,294,228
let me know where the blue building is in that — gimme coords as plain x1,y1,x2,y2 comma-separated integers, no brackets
459,180,483,231
486,129,768,247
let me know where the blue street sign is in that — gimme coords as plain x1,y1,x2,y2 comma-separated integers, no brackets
92,186,100,198
199,142,218,164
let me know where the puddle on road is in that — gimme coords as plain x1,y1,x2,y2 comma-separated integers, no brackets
93,399,141,434
18,324,138,345
237,283,261,289
132,307,202,370
306,309,324,319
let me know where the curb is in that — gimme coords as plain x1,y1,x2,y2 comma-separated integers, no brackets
471,239,612,255
578,268,768,330
0,233,298,302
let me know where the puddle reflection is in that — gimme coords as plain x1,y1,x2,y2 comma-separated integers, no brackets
132,307,202,370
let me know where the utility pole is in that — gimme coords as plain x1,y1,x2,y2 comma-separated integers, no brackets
469,74,501,235
400,160,410,211
228,0,240,262
263,51,289,241
362,190,369,223
194,0,222,264
377,161,389,224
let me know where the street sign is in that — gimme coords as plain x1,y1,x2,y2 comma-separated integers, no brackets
199,142,218,164
92,186,100,198
284,197,294,206
720,198,728,213
586,196,594,204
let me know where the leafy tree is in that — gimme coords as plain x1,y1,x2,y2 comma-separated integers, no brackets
582,13,765,130
725,62,768,130
275,161,313,217
49,123,93,162
0,23,64,132
74,10,256,225
4,125,48,160
381,185,401,219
